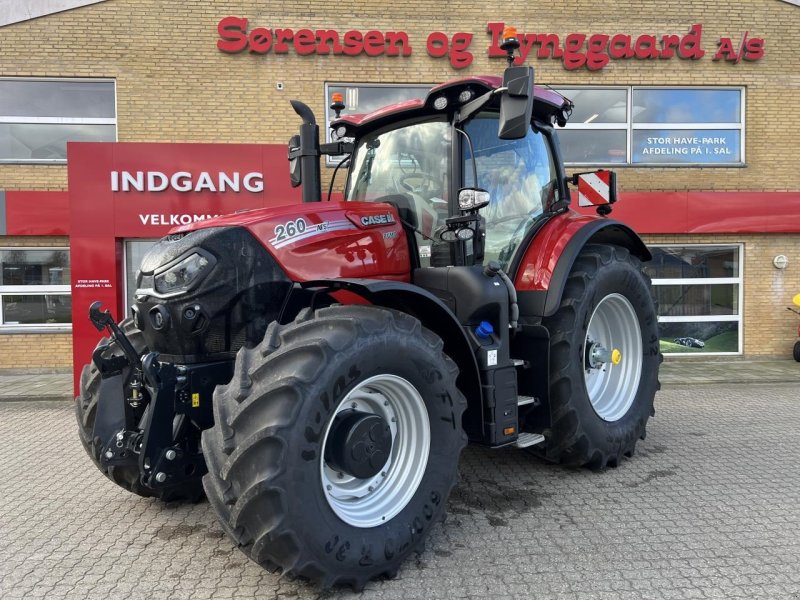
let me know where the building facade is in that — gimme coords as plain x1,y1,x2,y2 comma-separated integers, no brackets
0,0,799,371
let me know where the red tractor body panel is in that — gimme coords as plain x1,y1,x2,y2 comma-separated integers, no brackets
172,201,411,283
514,211,605,292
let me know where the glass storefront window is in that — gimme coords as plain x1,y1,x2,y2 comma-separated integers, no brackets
554,86,744,166
644,246,739,279
1,294,71,325
648,245,743,355
654,284,738,317
0,78,116,163
0,248,71,329
631,89,741,124
556,129,627,165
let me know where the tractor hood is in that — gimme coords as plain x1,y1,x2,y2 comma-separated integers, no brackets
169,201,411,283
132,201,410,361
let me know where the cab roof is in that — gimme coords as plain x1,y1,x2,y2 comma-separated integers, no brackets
332,75,572,135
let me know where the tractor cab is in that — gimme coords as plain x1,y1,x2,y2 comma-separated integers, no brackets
342,104,561,270
333,70,572,273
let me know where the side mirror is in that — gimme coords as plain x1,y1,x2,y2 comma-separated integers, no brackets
458,187,491,212
571,170,617,215
288,134,301,188
498,66,534,140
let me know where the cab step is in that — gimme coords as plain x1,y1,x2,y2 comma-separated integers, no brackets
514,432,545,448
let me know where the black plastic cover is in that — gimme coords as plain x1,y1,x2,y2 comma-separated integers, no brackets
133,226,291,362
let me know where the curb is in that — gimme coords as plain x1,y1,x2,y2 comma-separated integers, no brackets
662,377,798,386
0,395,73,403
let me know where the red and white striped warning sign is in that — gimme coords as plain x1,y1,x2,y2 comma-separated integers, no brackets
577,171,613,207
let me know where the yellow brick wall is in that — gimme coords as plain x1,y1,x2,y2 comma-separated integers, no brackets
0,333,73,369
0,1,798,361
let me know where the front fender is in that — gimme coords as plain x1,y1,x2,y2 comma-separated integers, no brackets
514,212,650,317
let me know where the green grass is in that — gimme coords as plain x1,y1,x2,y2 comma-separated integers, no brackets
660,331,738,354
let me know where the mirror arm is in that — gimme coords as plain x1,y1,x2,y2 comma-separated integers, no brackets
320,141,354,156
455,89,496,125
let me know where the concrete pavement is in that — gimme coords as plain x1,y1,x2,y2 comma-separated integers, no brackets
2,382,800,598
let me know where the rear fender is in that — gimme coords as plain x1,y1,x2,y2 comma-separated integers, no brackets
515,213,650,318
299,279,484,441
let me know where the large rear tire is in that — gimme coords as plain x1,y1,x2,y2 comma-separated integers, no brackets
540,244,661,469
75,319,204,502
202,305,467,589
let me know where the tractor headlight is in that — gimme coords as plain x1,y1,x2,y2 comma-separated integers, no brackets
154,251,214,294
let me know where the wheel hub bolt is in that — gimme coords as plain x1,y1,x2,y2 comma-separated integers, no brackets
165,449,177,461
105,450,113,459
155,472,167,483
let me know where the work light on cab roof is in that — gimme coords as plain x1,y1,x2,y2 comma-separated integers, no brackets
330,92,345,118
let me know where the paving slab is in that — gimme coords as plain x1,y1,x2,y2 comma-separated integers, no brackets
2,383,800,599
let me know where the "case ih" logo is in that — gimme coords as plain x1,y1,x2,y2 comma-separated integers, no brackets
360,213,395,227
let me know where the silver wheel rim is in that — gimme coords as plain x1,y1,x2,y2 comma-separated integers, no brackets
583,293,643,422
320,374,430,528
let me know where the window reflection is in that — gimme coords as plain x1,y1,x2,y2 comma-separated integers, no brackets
557,130,627,164
632,89,740,124
0,250,70,285
0,79,116,162
0,80,115,118
0,123,115,161
556,88,627,124
1,294,71,324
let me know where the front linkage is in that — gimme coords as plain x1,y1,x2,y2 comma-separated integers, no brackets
88,302,230,494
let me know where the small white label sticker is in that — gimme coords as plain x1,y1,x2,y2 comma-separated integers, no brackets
487,349,498,367
419,246,431,258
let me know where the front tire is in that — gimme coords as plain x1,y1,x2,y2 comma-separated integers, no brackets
202,305,467,589
540,244,661,469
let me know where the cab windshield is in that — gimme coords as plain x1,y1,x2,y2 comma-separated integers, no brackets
345,120,451,247
463,113,558,268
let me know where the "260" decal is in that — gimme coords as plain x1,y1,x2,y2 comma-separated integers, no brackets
274,218,307,242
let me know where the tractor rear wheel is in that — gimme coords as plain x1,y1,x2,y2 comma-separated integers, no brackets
793,340,800,362
202,305,467,589
75,319,204,502
540,244,660,469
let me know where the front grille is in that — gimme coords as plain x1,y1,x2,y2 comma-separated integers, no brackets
132,226,291,361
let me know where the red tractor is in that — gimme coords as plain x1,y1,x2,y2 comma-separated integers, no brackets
76,38,660,589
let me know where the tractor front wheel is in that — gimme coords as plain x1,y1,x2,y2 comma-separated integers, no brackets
201,305,466,589
540,244,661,469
